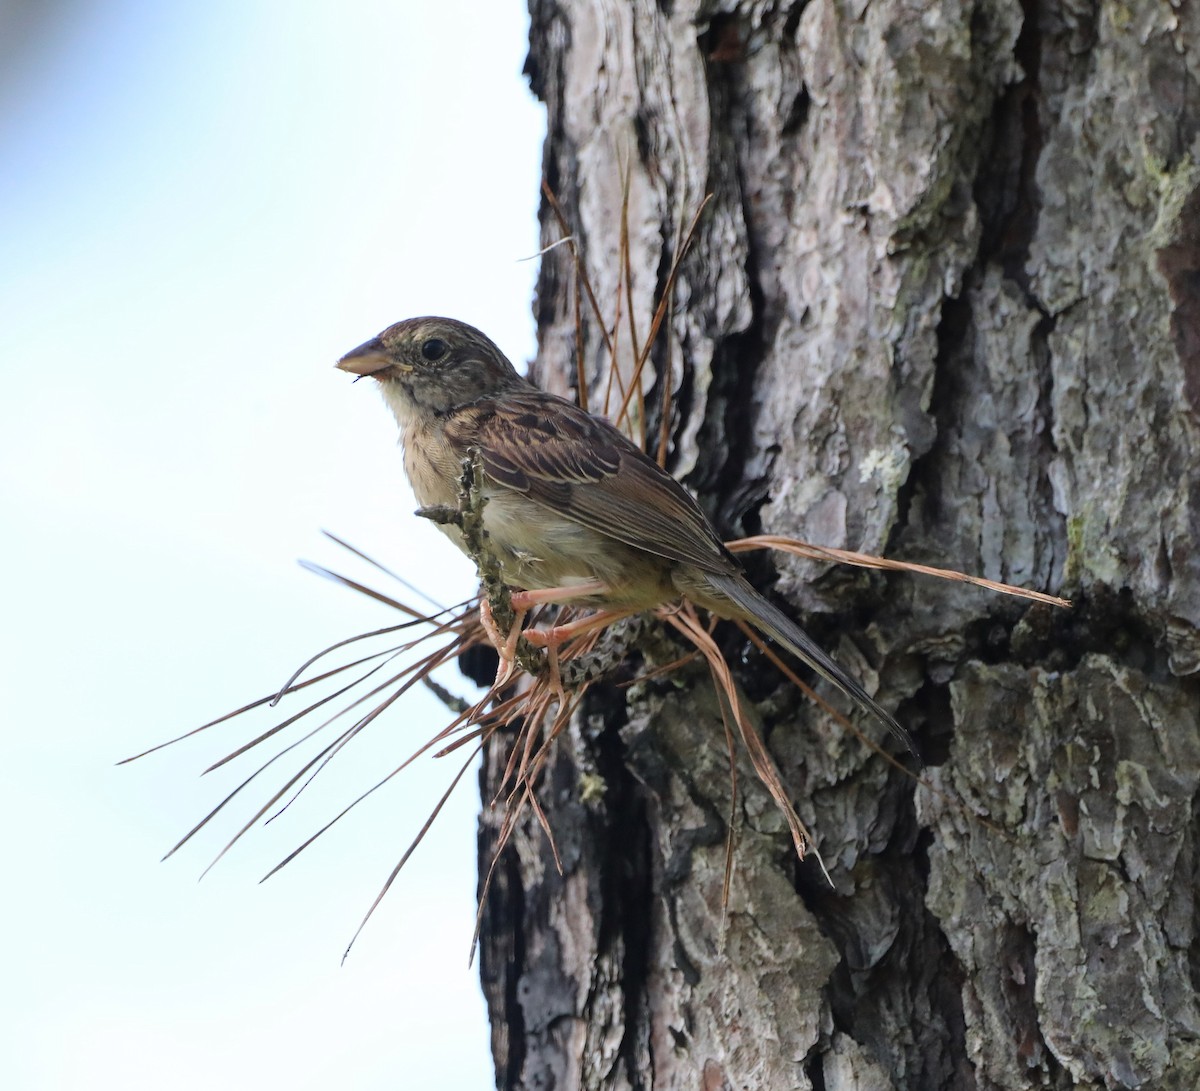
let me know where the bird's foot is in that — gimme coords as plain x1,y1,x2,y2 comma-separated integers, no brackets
478,597,528,690
479,581,620,694
521,607,635,649
544,643,566,711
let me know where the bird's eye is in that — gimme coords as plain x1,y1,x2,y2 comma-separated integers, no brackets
420,338,448,362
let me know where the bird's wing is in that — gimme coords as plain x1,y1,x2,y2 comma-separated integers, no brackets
444,387,736,577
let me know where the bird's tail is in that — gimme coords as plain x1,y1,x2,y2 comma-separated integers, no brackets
706,572,917,759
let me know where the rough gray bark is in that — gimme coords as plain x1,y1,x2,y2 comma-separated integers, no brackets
479,1,1200,1088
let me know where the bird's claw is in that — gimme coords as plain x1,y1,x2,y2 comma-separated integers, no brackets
479,597,528,691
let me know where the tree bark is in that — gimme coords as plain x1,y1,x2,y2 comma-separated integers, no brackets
479,1,1200,1088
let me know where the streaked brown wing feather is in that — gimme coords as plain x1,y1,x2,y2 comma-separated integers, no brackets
445,386,736,577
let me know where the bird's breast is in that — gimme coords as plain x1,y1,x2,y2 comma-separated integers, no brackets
400,418,462,511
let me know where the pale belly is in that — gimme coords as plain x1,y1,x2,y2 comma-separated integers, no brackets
436,487,673,609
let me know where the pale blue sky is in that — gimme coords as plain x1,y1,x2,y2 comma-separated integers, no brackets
1,2,543,1087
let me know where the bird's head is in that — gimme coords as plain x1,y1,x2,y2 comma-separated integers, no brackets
337,316,522,414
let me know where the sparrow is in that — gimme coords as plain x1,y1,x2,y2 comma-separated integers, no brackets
337,316,912,754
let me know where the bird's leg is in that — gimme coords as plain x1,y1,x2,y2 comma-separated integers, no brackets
508,579,608,611
478,596,529,689
480,580,613,689
522,607,637,649
511,580,631,653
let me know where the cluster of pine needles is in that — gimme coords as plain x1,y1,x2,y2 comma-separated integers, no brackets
124,185,1069,960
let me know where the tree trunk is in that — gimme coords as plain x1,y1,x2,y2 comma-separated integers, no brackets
479,1,1200,1088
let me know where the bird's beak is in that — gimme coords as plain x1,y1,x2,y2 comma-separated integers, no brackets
336,337,402,378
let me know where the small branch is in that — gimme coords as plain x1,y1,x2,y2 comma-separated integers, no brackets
418,453,543,676
556,613,652,689
422,676,470,715
414,504,461,527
